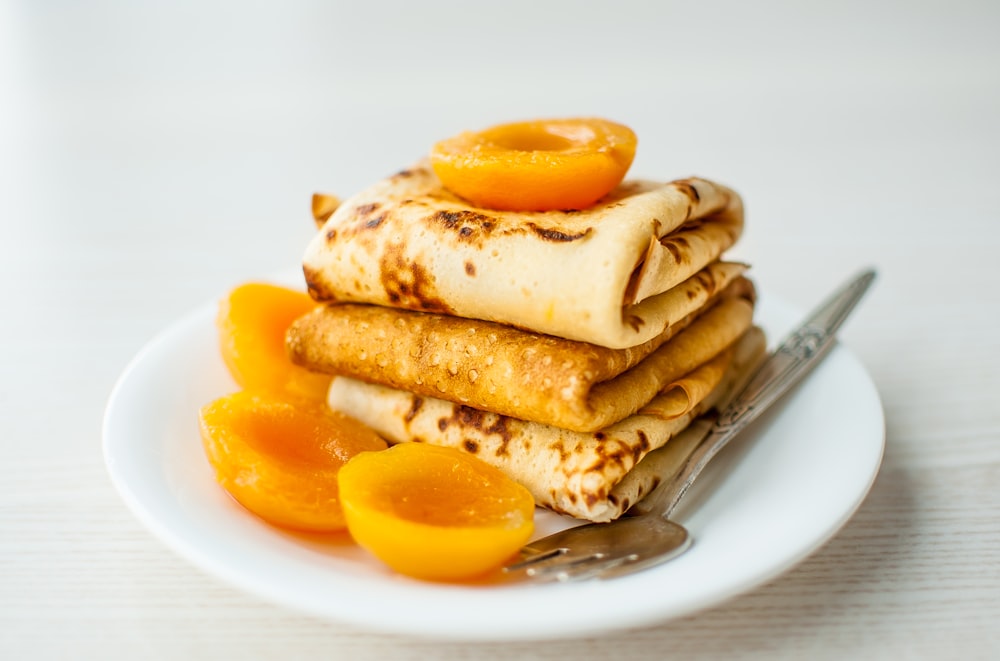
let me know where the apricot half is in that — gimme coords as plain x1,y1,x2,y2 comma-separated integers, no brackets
199,391,388,532
217,282,331,401
338,443,535,581
430,117,637,211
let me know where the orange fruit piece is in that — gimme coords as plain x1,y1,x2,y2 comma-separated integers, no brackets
217,282,331,401
338,443,535,581
199,391,388,532
430,117,637,211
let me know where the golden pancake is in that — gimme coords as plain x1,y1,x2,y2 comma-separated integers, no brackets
302,162,743,348
288,269,754,432
325,328,766,522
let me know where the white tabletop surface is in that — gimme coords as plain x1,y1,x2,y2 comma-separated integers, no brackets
3,1,999,658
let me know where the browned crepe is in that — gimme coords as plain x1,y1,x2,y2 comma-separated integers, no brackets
326,328,766,522
288,269,754,432
302,162,743,349
311,193,341,228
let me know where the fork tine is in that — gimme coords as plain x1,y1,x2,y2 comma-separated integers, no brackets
594,544,692,580
590,557,656,581
503,548,565,573
504,554,616,583
523,553,639,582
503,516,685,580
506,531,693,582
503,544,602,575
503,525,597,573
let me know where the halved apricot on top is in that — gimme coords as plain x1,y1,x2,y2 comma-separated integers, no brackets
338,443,535,581
199,391,388,532
217,282,331,401
430,117,637,211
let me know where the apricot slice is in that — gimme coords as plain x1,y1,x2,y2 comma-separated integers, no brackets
338,443,535,581
217,282,331,401
430,117,637,211
199,391,388,532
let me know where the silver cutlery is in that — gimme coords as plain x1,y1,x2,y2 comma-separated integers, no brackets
504,269,877,581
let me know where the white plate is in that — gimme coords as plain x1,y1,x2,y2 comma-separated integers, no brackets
103,277,884,641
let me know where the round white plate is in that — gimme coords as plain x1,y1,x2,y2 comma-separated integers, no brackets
103,278,884,641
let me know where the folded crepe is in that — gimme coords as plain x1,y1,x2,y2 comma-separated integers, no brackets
295,155,761,521
302,162,743,349
288,271,755,432
325,327,766,522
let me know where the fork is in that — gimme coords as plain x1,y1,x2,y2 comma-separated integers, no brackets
503,269,877,582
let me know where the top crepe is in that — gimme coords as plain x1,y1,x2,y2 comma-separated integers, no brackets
303,162,743,349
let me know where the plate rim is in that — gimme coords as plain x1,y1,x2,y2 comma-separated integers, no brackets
102,281,885,641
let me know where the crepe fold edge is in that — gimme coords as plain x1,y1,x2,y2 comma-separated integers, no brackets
325,327,766,522
605,327,768,518
288,266,754,432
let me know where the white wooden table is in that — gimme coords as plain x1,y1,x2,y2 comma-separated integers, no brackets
3,2,998,658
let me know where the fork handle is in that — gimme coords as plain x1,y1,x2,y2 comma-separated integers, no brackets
644,269,876,519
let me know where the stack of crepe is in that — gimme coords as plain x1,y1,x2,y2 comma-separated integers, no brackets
287,162,766,522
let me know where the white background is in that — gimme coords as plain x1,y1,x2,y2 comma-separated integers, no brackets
2,1,999,658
